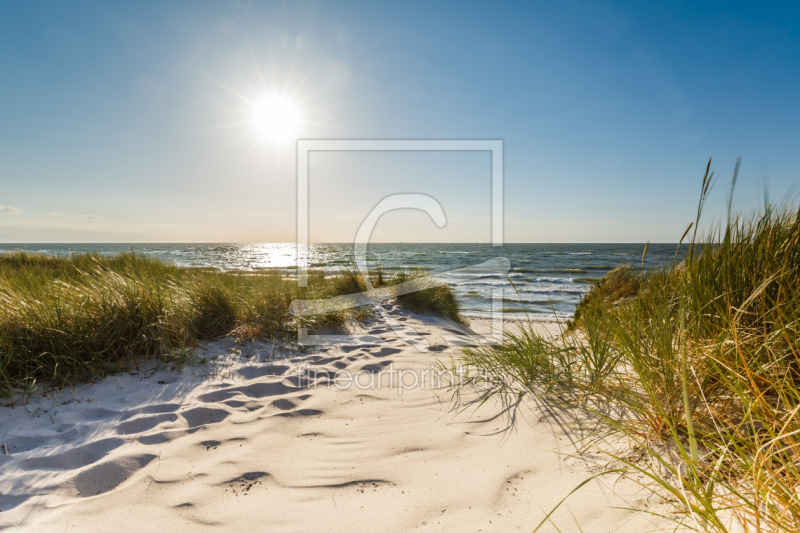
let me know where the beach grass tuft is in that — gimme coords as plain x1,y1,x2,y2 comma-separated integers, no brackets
454,160,800,532
379,270,465,325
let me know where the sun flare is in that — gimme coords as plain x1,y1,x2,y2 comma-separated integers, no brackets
252,96,300,142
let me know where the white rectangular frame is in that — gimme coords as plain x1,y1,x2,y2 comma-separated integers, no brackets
296,139,504,346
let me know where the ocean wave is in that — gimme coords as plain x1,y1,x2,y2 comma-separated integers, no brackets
463,278,509,287
518,287,590,295
444,270,529,280
443,270,507,278
503,296,559,305
541,251,592,256
530,268,587,274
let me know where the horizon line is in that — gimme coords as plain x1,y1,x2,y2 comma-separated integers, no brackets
0,241,683,246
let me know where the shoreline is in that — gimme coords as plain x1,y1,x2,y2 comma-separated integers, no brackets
465,315,565,339
462,312,569,323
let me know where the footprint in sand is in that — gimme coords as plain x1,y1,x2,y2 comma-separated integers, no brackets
274,409,323,418
371,347,401,358
3,428,78,454
309,356,344,366
359,361,394,374
199,381,295,403
271,399,296,411
73,454,157,497
138,428,195,446
131,403,181,415
235,365,289,380
223,399,264,411
116,413,179,435
180,407,230,428
340,346,360,353
283,375,332,388
20,437,124,471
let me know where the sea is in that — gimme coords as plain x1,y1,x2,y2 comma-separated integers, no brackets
0,243,687,319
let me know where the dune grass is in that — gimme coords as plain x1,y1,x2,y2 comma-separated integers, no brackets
454,160,800,532
0,252,461,398
376,269,465,324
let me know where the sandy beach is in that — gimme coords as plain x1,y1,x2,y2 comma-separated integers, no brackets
0,305,670,532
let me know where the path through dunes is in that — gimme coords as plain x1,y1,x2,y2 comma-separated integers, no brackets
0,306,671,532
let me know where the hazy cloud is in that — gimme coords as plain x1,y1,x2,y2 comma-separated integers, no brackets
51,212,104,220
0,205,22,214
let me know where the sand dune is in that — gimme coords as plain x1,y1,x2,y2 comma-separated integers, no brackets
0,305,672,531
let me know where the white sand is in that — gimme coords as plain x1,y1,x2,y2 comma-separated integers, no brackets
0,305,673,532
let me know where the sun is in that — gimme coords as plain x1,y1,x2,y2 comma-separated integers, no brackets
252,96,300,142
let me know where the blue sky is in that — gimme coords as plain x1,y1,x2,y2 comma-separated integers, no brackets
1,0,799,242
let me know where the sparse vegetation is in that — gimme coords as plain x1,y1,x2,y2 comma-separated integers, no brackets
454,160,800,532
